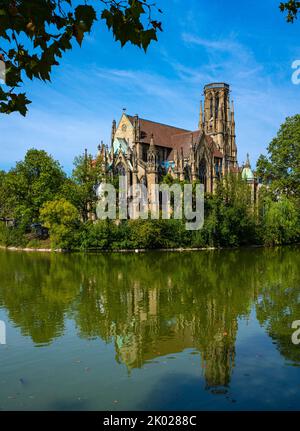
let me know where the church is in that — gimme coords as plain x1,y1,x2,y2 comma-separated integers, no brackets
95,82,256,196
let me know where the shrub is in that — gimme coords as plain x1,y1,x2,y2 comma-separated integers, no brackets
0,223,27,247
40,199,81,249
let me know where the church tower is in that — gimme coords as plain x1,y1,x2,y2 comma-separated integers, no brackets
200,83,238,173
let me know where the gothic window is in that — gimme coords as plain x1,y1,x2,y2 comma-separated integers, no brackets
215,95,219,118
199,158,207,192
116,163,126,176
140,176,147,187
210,96,213,118
184,165,190,181
121,124,127,132
214,158,222,179
142,145,148,162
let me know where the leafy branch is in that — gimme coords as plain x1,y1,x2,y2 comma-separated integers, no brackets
0,0,162,116
280,0,300,22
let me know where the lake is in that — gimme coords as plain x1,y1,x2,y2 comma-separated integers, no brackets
0,247,300,411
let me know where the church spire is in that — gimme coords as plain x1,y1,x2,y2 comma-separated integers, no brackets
199,100,204,130
147,134,158,173
111,119,116,147
245,153,250,168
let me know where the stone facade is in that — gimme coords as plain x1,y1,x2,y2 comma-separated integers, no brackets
96,83,240,193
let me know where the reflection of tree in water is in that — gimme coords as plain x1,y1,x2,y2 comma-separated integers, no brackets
0,252,79,344
0,247,299,388
255,247,300,365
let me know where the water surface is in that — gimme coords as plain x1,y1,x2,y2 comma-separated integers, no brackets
0,247,300,410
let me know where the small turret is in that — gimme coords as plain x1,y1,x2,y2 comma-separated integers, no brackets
111,119,116,146
147,134,158,173
97,143,101,158
133,114,140,143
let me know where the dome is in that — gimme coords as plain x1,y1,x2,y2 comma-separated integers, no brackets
242,153,254,181
242,166,254,181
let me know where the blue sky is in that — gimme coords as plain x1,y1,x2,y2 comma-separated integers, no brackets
1,0,300,173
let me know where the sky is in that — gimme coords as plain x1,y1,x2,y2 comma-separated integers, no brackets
1,0,300,174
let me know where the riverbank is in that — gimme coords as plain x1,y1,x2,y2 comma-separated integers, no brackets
0,244,217,253
0,243,272,253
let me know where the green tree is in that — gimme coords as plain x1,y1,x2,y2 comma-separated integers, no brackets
200,174,256,247
0,0,162,116
261,196,299,246
1,148,66,226
65,151,105,222
40,198,80,248
256,115,300,199
0,170,9,218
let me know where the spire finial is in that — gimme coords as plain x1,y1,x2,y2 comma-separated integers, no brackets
245,153,250,168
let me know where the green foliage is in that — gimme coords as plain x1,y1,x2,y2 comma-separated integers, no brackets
67,152,105,221
40,198,80,249
261,196,300,246
0,0,162,115
101,0,162,51
198,175,257,247
0,223,27,247
127,219,163,249
79,219,115,250
0,149,66,225
257,115,300,199
280,1,300,22
1,147,299,251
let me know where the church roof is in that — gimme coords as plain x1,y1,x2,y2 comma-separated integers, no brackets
126,114,225,162
127,115,190,148
167,130,202,160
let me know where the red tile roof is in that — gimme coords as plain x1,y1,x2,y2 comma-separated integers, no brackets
168,130,202,160
127,115,190,148
127,114,224,162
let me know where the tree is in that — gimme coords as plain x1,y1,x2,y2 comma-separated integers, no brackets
40,198,80,248
0,170,10,218
0,0,162,116
65,150,105,222
256,115,300,199
261,196,299,246
200,174,256,247
280,1,300,22
1,148,66,225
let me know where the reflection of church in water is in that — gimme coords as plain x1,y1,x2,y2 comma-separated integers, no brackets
113,282,237,389
96,83,241,193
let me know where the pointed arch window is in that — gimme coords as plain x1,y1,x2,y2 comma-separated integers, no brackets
215,95,219,119
199,158,207,192
210,96,213,118
115,163,126,176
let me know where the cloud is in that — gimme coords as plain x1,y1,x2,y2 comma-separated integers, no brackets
1,16,299,174
182,33,242,53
